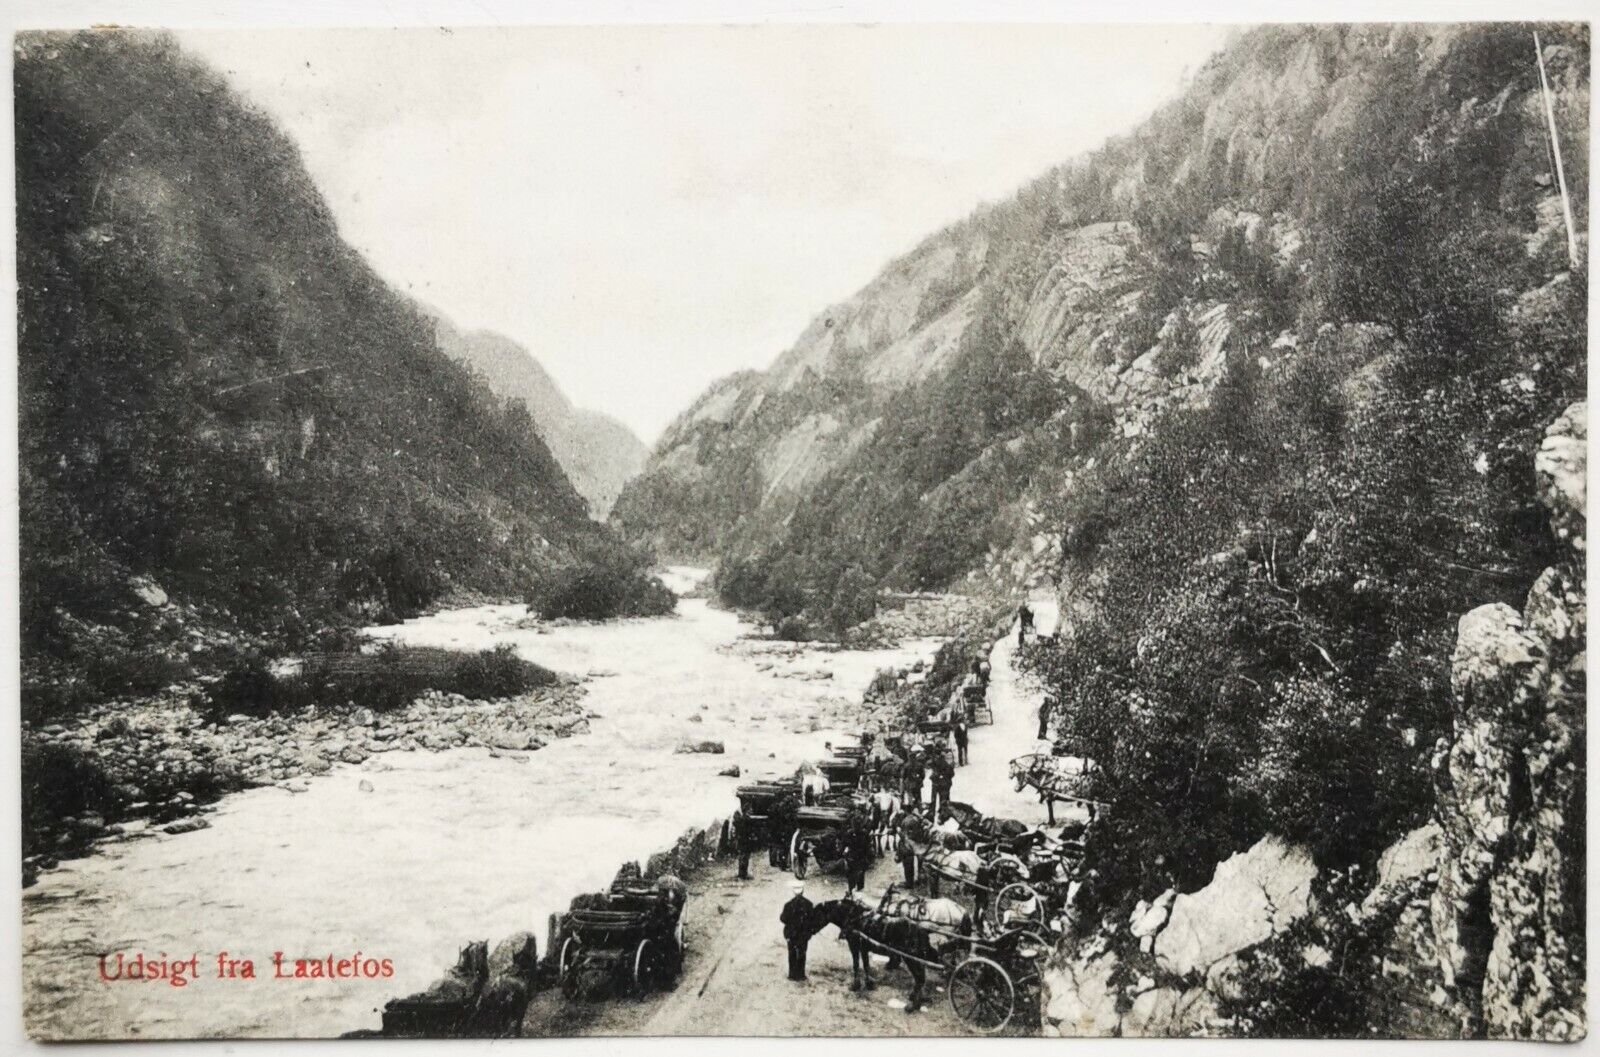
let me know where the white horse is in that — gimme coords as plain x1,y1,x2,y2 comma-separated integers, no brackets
796,761,831,805
869,789,902,852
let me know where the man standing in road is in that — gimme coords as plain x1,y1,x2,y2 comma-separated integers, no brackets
732,805,754,880
929,751,955,817
1018,602,1034,647
896,820,919,887
904,746,926,808
780,881,814,982
1038,691,1058,741
953,709,969,766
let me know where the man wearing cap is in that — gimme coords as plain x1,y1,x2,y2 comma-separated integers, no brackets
903,746,925,808
780,881,815,981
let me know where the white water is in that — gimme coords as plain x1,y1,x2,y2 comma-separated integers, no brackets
22,578,941,1040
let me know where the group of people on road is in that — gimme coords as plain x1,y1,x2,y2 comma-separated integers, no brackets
768,614,1039,986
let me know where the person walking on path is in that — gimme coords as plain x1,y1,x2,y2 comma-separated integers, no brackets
1038,692,1058,742
780,882,814,981
952,709,969,766
1018,602,1034,647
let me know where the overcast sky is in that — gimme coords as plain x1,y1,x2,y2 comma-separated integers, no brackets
178,24,1231,444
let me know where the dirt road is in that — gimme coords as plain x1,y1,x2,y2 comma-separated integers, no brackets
520,853,980,1037
520,604,1060,1038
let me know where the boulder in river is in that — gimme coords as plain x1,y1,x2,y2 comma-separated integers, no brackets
675,740,725,755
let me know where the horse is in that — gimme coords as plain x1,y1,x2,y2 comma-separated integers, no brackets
869,789,902,852
813,888,973,1011
796,762,831,805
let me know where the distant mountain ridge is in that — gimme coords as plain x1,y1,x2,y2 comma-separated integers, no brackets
431,319,647,519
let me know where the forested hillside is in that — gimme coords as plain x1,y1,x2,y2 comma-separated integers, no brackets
433,319,648,518
614,22,1586,625
16,31,666,718
616,23,1588,1036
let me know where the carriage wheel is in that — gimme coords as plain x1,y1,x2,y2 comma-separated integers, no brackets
994,920,1053,957
948,956,1016,1034
791,832,808,879
988,856,1026,887
558,937,582,998
632,938,662,999
991,882,1045,931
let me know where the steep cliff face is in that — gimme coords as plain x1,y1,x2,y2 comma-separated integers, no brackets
432,320,648,518
614,23,1588,611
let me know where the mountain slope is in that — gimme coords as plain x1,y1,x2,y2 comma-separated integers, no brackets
615,23,1588,1036
432,319,647,519
15,31,663,716
613,23,1588,605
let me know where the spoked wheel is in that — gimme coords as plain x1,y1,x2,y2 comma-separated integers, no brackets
559,937,582,998
991,882,1045,931
948,955,1016,1034
988,856,1027,888
632,938,663,999
791,832,808,879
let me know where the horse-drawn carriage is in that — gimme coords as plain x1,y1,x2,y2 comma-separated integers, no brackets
817,754,865,793
810,886,1048,1034
960,681,994,726
1009,752,1104,824
553,877,686,1000
898,809,1031,929
946,926,1050,1033
736,780,801,867
790,802,866,879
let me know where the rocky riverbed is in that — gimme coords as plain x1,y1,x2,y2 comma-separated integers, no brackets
22,678,591,886
22,584,953,1040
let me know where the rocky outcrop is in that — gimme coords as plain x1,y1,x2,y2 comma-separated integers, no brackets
1154,837,1316,977
1428,402,1586,1040
1041,834,1318,1038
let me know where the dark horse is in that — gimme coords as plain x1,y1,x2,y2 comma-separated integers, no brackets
810,894,972,1013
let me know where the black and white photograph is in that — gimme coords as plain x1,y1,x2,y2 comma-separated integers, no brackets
8,4,1590,1044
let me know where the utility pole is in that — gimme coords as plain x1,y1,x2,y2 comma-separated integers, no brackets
1533,30,1580,270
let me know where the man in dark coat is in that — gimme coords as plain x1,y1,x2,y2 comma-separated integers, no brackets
952,710,969,766
780,882,814,981
929,752,955,817
732,806,754,880
903,748,925,808
1018,602,1034,646
844,823,874,895
896,822,919,887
